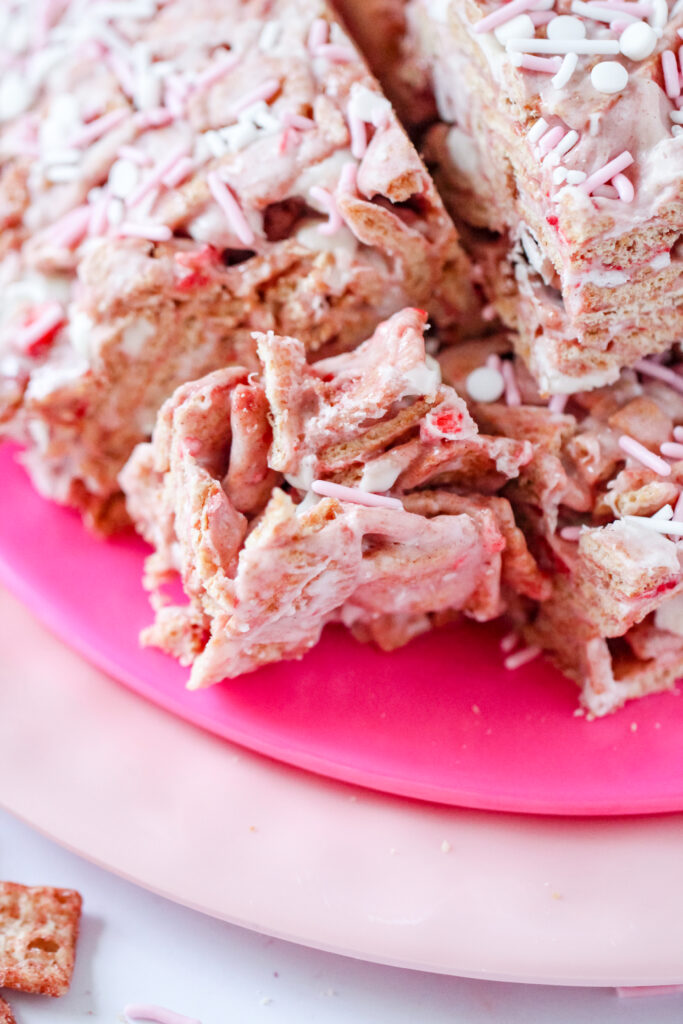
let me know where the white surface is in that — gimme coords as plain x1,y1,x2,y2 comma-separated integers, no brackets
1,812,682,1024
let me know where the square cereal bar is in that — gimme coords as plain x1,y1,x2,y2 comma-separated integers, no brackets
440,337,683,715
121,308,546,685
0,0,474,531
0,882,82,997
344,0,683,393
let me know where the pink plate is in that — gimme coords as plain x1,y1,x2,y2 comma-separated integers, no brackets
1,442,683,816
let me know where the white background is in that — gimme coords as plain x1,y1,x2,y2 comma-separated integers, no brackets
2,811,682,1024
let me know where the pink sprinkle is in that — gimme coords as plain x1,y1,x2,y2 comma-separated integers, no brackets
520,55,562,73
316,44,354,62
486,353,502,373
661,441,683,460
610,18,629,33
207,172,255,246
537,125,565,155
311,479,403,510
48,205,92,248
134,107,174,130
123,1004,201,1024
230,78,280,117
529,9,555,23
674,425,683,443
673,492,683,521
337,160,358,196
474,0,536,33
307,18,328,51
193,53,238,94
548,394,568,414
559,525,582,541
68,107,128,148
500,631,519,654
14,302,65,354
162,156,194,188
662,50,680,98
501,360,521,407
309,185,343,234
612,172,634,203
580,150,633,195
118,145,152,166
618,434,671,476
348,110,367,160
504,645,541,670
118,221,172,241
635,358,683,395
127,144,191,207
287,113,316,130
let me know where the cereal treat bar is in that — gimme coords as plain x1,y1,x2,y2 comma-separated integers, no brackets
0,0,474,531
441,338,683,715
0,996,16,1024
343,0,683,393
121,308,547,687
0,882,82,997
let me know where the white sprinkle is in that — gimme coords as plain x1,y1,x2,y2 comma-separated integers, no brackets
547,14,586,38
672,125,683,137
552,128,579,157
440,840,452,854
648,0,668,29
652,503,675,520
44,164,81,183
553,166,568,183
118,221,172,241
552,51,579,88
527,117,549,143
506,37,620,53
590,60,629,93
202,130,229,159
565,169,587,183
107,197,125,226
466,365,506,403
622,515,683,536
619,20,658,59
670,110,683,123
494,13,535,43
108,158,140,199
258,20,281,51
0,70,34,120
504,645,542,670
347,83,391,128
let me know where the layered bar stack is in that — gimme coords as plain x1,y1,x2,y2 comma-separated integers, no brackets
343,0,683,393
121,308,547,686
0,0,474,529
441,337,683,715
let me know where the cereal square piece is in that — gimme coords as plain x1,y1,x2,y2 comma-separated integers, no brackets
0,882,82,997
0,995,16,1024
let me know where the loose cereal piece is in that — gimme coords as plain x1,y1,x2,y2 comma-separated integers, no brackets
0,882,82,997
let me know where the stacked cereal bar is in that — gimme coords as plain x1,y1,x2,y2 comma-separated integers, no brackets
0,0,474,530
121,308,547,686
343,0,683,393
441,339,683,715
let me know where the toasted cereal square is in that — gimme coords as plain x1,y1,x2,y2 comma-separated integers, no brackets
0,995,16,1024
0,882,82,997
